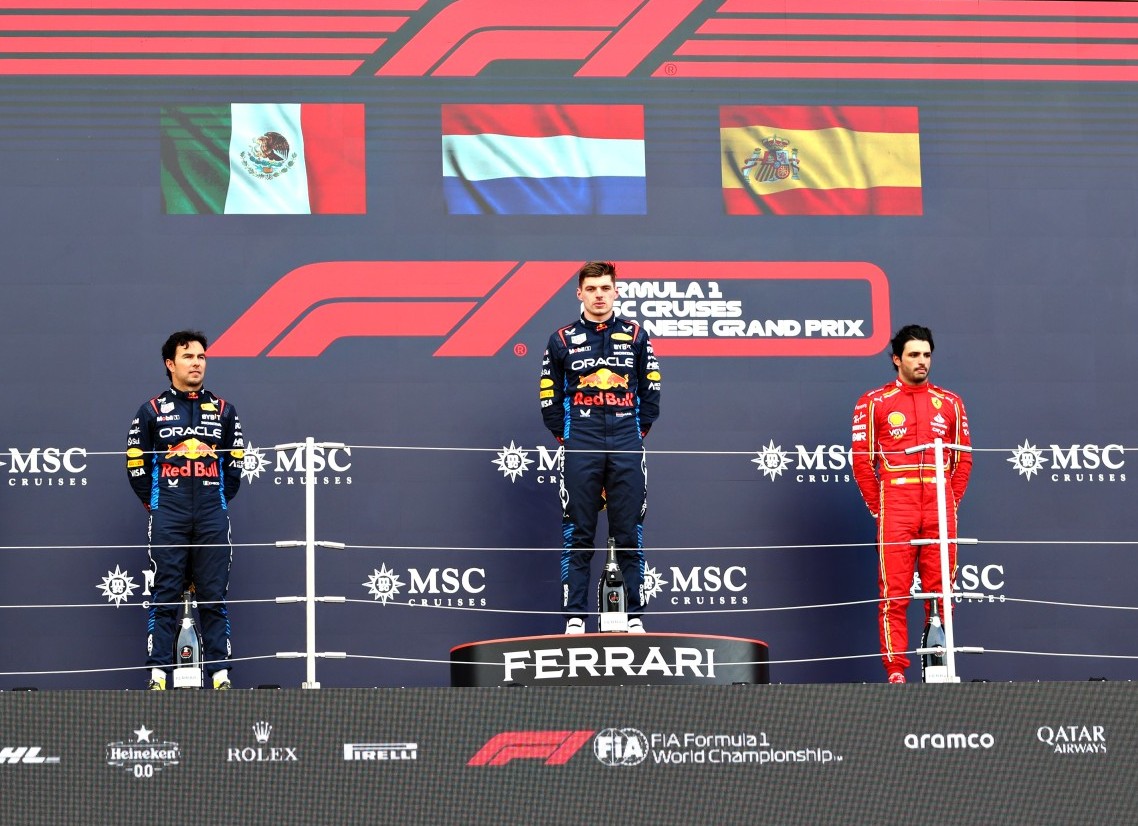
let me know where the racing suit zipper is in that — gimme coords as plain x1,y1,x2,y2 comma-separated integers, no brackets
911,389,928,519
602,324,613,438
190,394,199,510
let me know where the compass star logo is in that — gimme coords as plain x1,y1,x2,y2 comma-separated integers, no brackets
240,444,270,484
363,564,404,605
493,441,533,483
1009,440,1046,479
97,566,137,607
752,440,791,480
640,566,667,603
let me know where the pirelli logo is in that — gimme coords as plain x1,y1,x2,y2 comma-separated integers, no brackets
343,742,418,761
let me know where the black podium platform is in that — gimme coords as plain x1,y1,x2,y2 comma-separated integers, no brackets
450,632,769,686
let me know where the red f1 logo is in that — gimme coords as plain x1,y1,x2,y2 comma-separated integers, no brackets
378,0,702,77
210,259,890,359
467,731,594,766
209,261,570,358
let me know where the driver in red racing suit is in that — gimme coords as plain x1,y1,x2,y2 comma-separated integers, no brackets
852,325,971,683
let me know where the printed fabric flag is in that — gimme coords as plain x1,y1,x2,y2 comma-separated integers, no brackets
441,104,646,215
720,106,922,216
161,103,365,214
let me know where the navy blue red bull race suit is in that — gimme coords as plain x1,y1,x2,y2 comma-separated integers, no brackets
127,387,244,678
540,314,661,621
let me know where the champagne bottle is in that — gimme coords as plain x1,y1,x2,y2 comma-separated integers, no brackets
920,596,949,683
598,538,628,632
172,589,203,689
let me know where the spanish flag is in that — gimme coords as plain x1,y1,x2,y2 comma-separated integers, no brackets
720,106,921,216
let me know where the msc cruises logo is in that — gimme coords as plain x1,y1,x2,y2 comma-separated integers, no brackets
362,564,404,605
362,563,487,608
1008,440,1126,483
752,440,792,479
492,443,561,486
493,442,534,483
752,440,852,484
0,446,88,488
97,566,140,607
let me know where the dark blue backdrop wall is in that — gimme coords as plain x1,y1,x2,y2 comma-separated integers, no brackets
0,0,1136,689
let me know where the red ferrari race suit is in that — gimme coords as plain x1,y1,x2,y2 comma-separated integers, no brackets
852,378,972,675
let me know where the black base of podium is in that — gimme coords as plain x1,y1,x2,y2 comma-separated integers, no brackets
450,632,769,686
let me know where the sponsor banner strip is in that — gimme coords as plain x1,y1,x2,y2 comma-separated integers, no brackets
719,0,1138,18
9,0,422,8
654,63,1138,82
0,15,408,33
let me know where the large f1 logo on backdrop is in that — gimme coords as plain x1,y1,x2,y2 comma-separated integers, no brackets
377,0,702,77
209,260,890,358
467,731,594,766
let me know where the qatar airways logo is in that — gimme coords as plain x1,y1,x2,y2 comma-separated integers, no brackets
1036,724,1107,755
1007,441,1126,484
210,261,889,360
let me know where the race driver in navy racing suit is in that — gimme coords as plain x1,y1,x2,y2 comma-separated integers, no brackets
540,261,661,634
126,330,245,690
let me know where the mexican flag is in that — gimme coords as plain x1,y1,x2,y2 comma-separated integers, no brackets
161,103,366,214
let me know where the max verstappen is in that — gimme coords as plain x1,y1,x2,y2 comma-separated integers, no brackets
126,330,245,690
540,262,661,635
